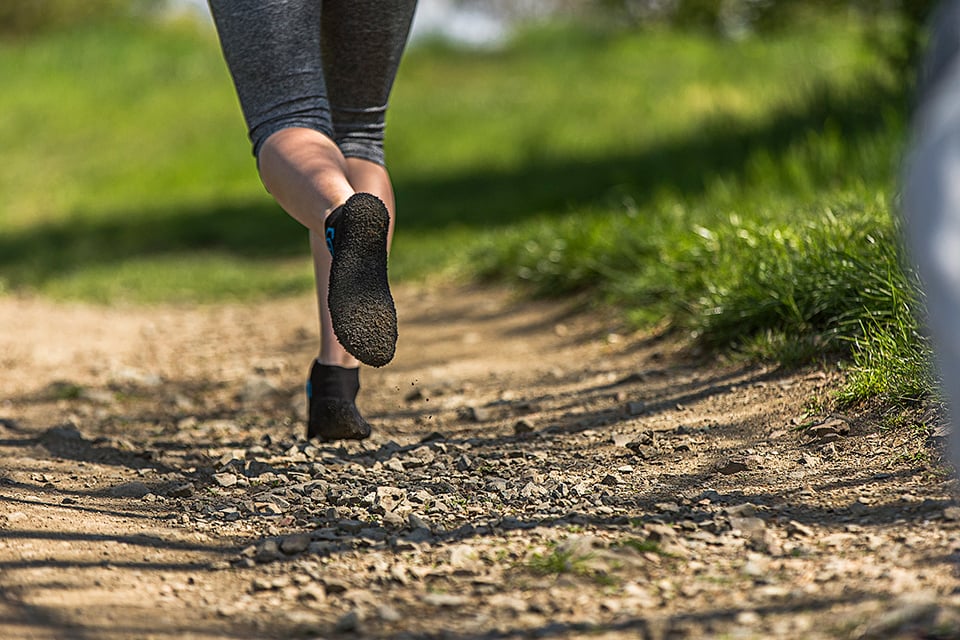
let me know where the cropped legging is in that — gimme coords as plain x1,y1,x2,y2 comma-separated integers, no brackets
207,0,418,166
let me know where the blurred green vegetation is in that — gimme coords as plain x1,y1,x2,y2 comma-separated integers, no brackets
0,0,144,37
0,7,933,407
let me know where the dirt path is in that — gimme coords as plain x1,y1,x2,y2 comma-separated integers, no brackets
1,285,958,639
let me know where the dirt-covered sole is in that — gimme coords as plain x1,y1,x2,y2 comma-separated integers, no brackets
327,193,397,367
307,397,372,442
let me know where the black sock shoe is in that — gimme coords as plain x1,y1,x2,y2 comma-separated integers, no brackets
306,361,371,442
325,193,397,368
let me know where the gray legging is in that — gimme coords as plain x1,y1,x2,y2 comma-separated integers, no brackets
207,0,418,165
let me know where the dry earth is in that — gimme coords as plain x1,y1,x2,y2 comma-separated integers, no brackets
1,284,958,639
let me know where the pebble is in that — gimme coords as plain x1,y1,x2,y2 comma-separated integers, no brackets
717,459,751,475
600,473,621,486
375,603,402,622
729,516,766,537
280,534,311,555
335,609,362,633
786,521,815,538
109,481,151,499
466,405,492,422
169,482,195,498
623,401,646,416
255,539,281,563
212,473,238,488
514,419,535,434
423,593,468,607
337,519,365,534
383,510,406,528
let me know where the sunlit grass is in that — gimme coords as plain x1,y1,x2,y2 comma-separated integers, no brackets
0,12,933,408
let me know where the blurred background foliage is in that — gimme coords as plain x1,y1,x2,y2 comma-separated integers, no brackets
0,0,945,410
0,0,145,36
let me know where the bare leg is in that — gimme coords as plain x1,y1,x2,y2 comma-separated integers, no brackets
259,128,398,367
258,127,355,234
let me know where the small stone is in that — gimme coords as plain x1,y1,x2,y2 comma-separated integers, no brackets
735,610,761,626
169,482,195,498
623,401,646,416
942,506,960,521
337,519,364,534
2,511,27,525
382,510,406,528
786,520,815,538
743,554,770,578
489,594,529,613
717,459,751,475
423,593,468,607
455,454,473,471
807,417,850,439
408,513,431,531
218,450,246,467
611,433,634,447
298,584,326,604
219,507,240,521
255,539,281,563
280,534,311,555
646,524,676,542
655,501,680,514
359,527,389,542
109,482,151,499
466,406,492,422
213,473,238,488
255,502,284,516
335,610,362,633
798,455,820,467
600,473,621,486
375,604,402,622
729,516,766,537
405,528,433,543
250,577,274,592
725,503,757,517
514,419,535,434
321,577,349,594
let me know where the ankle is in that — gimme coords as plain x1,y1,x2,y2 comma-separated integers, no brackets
316,352,361,368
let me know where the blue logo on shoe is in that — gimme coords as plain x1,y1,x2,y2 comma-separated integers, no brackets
325,228,335,256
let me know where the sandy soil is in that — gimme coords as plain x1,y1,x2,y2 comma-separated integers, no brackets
0,284,958,639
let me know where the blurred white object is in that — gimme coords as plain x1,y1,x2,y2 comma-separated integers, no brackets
903,0,960,473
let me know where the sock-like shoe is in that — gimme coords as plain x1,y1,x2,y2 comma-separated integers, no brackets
306,361,371,441
325,193,397,368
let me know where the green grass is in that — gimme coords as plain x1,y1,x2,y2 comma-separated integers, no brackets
0,11,935,408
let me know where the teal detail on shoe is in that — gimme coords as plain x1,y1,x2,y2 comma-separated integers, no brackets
325,227,335,257
306,380,313,399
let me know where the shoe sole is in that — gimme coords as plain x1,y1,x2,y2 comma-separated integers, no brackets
308,397,372,442
328,193,397,367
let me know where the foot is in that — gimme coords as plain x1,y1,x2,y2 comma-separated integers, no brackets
306,361,371,442
325,193,397,368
